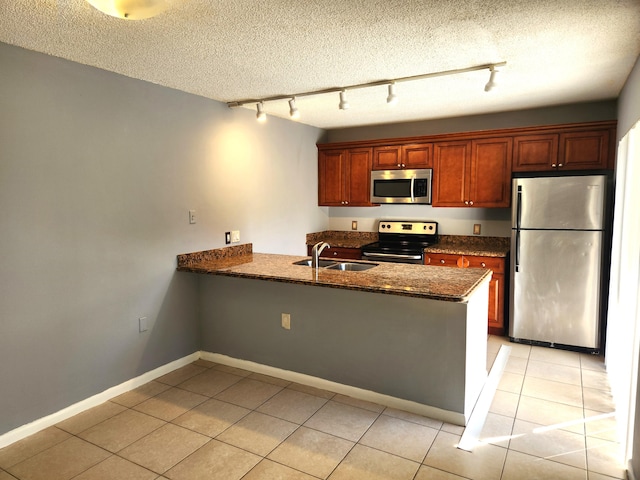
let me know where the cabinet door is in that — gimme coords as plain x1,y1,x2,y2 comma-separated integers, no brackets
318,150,346,206
372,146,402,170
512,134,558,172
488,273,504,334
402,143,433,168
469,138,512,207
432,142,471,207
559,130,610,170
346,148,373,206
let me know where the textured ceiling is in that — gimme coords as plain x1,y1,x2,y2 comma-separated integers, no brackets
1,0,639,129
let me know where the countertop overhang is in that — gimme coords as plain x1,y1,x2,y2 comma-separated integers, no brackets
177,244,492,303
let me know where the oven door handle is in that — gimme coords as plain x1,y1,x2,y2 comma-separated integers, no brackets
362,252,423,261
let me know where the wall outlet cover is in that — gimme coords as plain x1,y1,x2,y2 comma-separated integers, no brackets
189,210,196,224
231,230,240,242
281,313,291,330
473,224,481,235
351,221,358,230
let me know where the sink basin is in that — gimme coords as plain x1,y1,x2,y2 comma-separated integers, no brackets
325,262,378,272
293,259,336,268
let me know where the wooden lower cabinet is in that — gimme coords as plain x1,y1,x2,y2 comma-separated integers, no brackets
306,245,361,260
425,252,506,335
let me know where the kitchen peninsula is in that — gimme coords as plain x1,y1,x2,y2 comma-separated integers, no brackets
177,244,492,425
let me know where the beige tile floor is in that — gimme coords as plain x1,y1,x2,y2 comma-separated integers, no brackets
0,336,625,480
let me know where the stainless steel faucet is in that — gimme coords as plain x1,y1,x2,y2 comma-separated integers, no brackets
311,241,330,268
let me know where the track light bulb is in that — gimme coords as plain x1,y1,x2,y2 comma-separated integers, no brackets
288,98,300,119
339,90,350,110
386,82,398,105
484,66,499,92
256,102,267,122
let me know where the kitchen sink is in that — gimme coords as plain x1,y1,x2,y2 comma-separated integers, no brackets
292,259,337,268
325,262,378,271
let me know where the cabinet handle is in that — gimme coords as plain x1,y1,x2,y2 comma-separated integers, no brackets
397,163,401,167
469,200,474,206
551,163,557,167
464,200,469,205
333,251,338,256
481,262,486,267
401,163,406,167
558,163,563,167
440,259,445,264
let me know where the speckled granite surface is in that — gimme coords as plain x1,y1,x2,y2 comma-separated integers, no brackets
425,235,510,257
177,244,491,303
306,231,510,257
306,231,378,248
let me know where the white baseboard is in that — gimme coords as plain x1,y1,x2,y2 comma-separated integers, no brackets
0,352,199,449
201,351,466,426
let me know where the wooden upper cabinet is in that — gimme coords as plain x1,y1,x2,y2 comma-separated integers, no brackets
513,128,611,172
513,134,559,172
432,138,511,207
372,143,432,170
318,148,374,207
469,137,513,207
559,130,610,170
432,141,470,206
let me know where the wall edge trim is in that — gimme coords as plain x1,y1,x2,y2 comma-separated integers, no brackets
0,351,200,449
201,351,466,426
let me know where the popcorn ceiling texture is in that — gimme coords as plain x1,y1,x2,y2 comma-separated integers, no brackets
1,0,638,128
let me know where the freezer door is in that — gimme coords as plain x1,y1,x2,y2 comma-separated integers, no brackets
512,175,606,230
509,229,602,348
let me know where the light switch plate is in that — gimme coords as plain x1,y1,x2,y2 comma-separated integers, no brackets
225,232,231,244
189,210,197,224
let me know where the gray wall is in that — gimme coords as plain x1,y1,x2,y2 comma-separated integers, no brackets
0,42,326,436
616,54,640,480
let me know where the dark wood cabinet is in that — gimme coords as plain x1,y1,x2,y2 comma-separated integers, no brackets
432,138,512,207
306,245,361,260
318,148,374,206
318,121,616,208
372,143,432,170
425,252,506,335
513,127,612,172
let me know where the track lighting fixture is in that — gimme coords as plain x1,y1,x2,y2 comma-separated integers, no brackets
338,90,350,110
288,98,300,119
227,61,507,121
484,66,499,92
256,102,266,122
386,82,398,105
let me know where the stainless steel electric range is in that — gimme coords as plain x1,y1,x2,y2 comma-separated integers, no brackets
361,220,438,264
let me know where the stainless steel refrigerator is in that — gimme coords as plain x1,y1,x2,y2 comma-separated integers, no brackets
509,174,608,351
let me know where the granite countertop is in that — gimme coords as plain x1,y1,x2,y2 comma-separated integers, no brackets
177,244,491,303
306,231,377,249
425,235,510,258
307,230,510,257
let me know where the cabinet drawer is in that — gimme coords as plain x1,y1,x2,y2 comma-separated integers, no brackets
424,253,459,267
307,245,361,260
465,256,505,273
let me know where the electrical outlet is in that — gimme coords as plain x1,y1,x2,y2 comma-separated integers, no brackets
139,316,148,332
231,230,240,242
281,313,291,330
351,220,358,230
225,232,231,244
189,210,197,224
473,224,481,235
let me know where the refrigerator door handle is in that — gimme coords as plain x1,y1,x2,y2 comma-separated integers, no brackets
515,185,522,273
515,229,521,272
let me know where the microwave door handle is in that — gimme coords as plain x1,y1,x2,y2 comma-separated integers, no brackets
410,176,415,203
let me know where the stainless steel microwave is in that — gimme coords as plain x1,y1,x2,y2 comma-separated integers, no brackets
370,169,432,204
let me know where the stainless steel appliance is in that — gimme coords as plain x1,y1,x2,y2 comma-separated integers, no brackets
361,220,438,264
509,174,608,351
370,169,432,204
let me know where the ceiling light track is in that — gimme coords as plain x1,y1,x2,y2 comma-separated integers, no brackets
227,61,506,120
